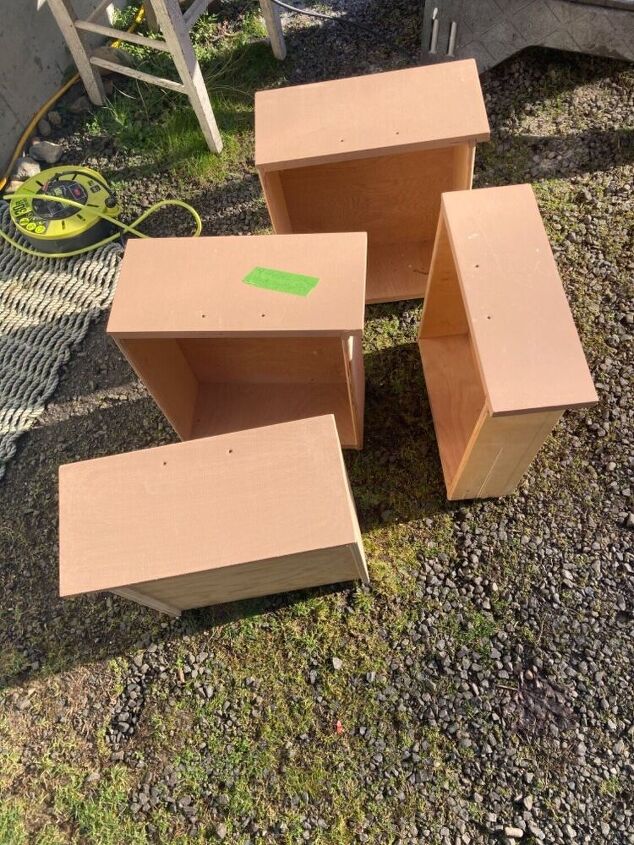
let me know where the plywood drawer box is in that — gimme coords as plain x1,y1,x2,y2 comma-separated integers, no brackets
107,232,367,449
255,60,490,304
59,415,369,616
418,184,598,500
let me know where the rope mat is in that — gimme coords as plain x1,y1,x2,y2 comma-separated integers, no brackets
0,201,122,479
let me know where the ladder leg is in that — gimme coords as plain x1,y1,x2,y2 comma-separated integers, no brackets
47,0,106,105
143,2,160,33
146,0,223,153
259,0,286,60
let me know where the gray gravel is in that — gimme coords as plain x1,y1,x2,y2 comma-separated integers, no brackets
0,1,632,843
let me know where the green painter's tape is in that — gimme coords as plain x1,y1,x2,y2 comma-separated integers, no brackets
243,266,319,297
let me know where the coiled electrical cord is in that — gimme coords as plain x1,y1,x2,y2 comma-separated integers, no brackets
0,191,201,259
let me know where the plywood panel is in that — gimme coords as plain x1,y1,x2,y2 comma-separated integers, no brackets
190,382,358,447
179,337,346,385
256,64,487,305
112,587,181,618
116,337,198,439
450,410,563,500
452,143,476,191
418,184,597,500
279,147,456,246
107,232,367,338
133,545,366,610
366,240,433,303
419,213,468,338
441,184,598,414
59,415,361,596
258,169,292,233
419,334,486,486
255,60,490,171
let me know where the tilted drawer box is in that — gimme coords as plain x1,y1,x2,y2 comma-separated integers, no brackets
418,184,598,500
255,60,490,304
59,415,369,616
107,232,367,449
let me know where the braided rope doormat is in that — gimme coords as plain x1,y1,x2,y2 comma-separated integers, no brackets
0,202,122,479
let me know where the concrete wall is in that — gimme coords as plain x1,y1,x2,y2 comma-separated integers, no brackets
0,1,122,175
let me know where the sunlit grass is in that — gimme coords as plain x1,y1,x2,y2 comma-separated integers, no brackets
86,8,282,184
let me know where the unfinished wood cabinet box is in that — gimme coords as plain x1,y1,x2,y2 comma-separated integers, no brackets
107,233,367,448
418,184,598,500
255,60,490,304
59,415,369,616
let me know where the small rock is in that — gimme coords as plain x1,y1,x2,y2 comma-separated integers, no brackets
5,180,24,194
332,657,343,671
523,795,534,811
12,156,40,180
37,118,51,137
92,45,134,73
47,110,62,127
69,95,91,114
504,828,524,839
29,140,63,164
85,771,100,784
216,822,227,840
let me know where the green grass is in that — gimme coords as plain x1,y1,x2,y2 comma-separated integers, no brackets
34,826,69,845
599,776,622,798
86,7,282,184
46,763,147,845
0,800,27,845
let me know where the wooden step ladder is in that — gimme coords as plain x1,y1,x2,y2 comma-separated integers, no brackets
47,1,288,154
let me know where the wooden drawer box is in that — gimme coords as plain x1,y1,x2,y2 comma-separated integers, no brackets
418,184,598,500
255,60,489,304
59,415,368,616
107,232,367,449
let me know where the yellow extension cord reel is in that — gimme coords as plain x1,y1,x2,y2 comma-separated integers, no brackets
10,166,120,254
3,165,202,259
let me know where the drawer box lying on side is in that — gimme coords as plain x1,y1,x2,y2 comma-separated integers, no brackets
418,184,598,500
255,60,489,304
107,233,367,449
59,415,368,616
